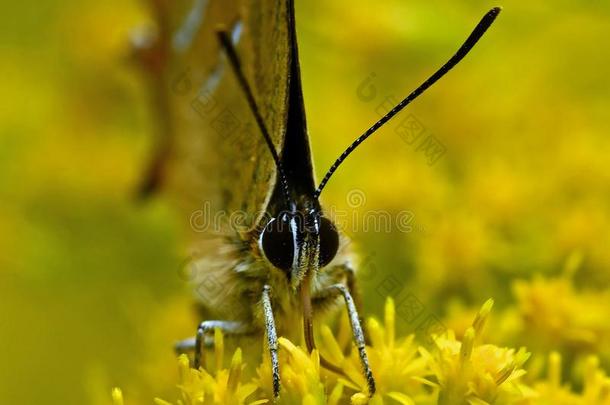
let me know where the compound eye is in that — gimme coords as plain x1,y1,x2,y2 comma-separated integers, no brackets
260,216,294,271
318,217,339,268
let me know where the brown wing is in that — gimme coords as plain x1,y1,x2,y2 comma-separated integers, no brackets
145,0,292,231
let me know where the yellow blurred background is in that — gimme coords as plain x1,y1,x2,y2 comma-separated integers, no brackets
1,0,609,403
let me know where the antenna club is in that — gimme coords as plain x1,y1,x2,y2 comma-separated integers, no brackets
487,7,502,20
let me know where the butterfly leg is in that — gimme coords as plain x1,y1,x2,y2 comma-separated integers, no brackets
325,263,369,345
342,264,366,332
319,283,376,397
174,320,249,369
261,284,281,399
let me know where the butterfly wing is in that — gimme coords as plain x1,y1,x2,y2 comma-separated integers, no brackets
149,0,291,232
145,0,354,330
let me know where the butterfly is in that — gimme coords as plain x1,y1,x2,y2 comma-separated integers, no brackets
136,0,501,399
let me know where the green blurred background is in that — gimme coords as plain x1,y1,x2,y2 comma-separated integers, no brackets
1,0,609,403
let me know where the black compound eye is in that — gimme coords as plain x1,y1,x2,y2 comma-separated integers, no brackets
260,216,294,271
318,217,339,268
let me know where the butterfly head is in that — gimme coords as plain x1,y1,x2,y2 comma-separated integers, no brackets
258,202,339,289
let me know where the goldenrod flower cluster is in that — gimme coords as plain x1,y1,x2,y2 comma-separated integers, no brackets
112,294,610,404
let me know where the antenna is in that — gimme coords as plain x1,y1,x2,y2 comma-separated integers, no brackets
217,29,293,209
314,7,502,198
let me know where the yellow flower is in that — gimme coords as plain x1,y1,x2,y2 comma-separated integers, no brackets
112,295,610,405
513,273,610,352
318,297,433,404
581,356,610,405
421,299,533,404
112,387,124,405
155,328,261,405
531,352,610,405
255,337,342,404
